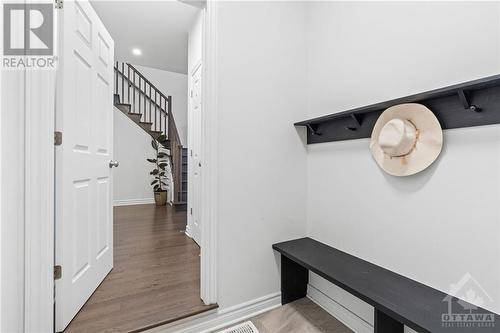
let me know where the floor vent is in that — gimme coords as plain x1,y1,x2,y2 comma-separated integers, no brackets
217,321,259,333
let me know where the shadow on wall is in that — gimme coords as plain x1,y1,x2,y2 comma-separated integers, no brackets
381,158,440,193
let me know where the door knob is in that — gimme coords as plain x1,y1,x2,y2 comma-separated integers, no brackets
109,160,119,168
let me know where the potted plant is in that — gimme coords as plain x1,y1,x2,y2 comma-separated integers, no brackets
147,135,170,206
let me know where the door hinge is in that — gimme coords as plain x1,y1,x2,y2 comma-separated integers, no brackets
54,265,62,280
55,0,63,9
54,131,62,146
190,207,193,215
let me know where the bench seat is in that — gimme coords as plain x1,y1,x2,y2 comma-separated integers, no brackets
272,237,499,333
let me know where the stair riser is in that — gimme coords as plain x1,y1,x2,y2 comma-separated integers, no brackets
115,102,170,149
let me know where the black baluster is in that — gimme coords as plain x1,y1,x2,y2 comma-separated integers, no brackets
168,96,172,141
154,91,157,131
127,65,130,103
149,85,152,124
133,72,136,113
121,62,124,100
138,77,141,116
115,61,118,97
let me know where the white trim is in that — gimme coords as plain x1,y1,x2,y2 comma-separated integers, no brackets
200,0,218,305
185,224,193,238
1,61,26,333
113,198,155,206
149,293,281,333
24,68,56,333
307,284,373,333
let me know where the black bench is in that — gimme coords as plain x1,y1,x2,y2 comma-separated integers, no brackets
273,237,499,333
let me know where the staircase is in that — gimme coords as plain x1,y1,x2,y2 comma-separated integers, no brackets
114,62,186,209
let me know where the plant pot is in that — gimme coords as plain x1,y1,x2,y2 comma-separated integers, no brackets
154,191,167,206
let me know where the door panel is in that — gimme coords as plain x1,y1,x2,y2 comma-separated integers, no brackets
55,0,114,331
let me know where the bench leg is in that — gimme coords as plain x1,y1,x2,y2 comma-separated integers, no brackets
280,255,308,305
374,309,404,333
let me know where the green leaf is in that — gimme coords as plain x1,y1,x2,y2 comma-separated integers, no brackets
151,180,158,185
157,134,166,142
151,139,158,150
158,163,168,168
158,153,168,158
151,169,159,175
146,158,157,163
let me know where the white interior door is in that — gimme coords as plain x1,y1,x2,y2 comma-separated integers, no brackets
190,63,202,245
55,0,114,331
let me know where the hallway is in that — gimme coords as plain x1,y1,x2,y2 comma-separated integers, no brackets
64,204,217,332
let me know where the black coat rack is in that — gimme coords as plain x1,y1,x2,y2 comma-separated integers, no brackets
295,74,500,144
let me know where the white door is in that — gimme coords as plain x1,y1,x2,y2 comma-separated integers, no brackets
190,63,202,245
55,0,114,331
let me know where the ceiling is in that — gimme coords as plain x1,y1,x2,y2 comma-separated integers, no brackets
91,1,200,74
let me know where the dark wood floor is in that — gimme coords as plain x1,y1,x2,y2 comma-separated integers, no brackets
64,204,217,333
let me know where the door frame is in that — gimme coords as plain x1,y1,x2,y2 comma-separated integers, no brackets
187,60,202,243
6,0,220,330
1,0,56,331
200,0,218,305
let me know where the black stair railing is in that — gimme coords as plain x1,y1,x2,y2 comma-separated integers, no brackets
114,61,184,205
114,62,170,133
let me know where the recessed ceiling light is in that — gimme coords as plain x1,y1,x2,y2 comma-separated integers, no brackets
132,48,142,56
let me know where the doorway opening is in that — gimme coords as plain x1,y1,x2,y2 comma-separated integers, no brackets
54,1,215,331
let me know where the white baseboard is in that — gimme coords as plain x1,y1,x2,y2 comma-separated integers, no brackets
148,292,281,333
308,284,373,333
113,198,155,206
185,224,193,238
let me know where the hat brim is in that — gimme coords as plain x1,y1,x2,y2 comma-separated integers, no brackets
370,103,443,177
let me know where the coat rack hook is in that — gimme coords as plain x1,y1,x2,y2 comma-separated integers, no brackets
345,113,362,131
306,124,321,136
458,90,481,112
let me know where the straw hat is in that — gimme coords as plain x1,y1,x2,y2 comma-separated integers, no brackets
370,103,443,176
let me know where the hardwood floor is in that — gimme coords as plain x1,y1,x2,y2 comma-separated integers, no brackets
215,298,353,333
64,204,217,333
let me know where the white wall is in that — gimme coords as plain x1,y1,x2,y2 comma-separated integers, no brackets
113,107,173,205
214,1,308,309
132,64,188,146
305,1,500,328
188,10,203,73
